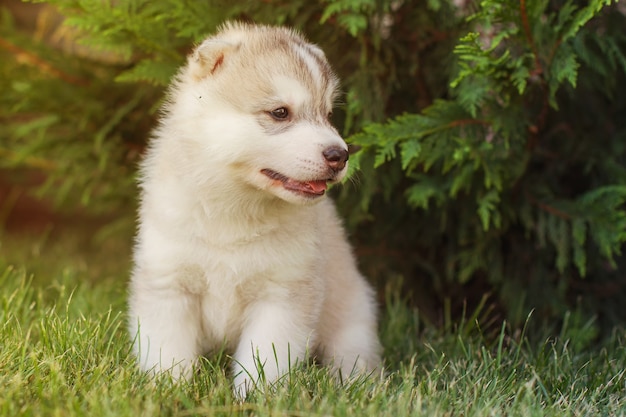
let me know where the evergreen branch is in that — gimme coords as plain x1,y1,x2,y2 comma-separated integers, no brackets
519,0,551,152
419,118,491,138
525,191,571,220
0,37,89,87
448,118,491,128
519,0,542,77
526,96,551,152
547,38,563,69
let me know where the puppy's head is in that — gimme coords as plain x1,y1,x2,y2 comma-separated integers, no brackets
173,22,349,205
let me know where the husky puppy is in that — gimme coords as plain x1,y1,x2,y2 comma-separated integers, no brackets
128,22,381,395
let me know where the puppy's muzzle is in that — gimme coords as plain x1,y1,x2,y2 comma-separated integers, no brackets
323,146,349,172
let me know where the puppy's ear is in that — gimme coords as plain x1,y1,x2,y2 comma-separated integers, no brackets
188,39,239,81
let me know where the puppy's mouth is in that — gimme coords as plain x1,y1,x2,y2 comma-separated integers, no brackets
261,169,329,197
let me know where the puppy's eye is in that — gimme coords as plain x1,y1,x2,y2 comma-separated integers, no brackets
327,111,333,119
269,107,289,120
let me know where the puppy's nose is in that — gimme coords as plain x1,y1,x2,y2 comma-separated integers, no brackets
323,146,349,171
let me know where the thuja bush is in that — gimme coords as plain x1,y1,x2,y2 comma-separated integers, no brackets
1,0,625,331
342,0,626,332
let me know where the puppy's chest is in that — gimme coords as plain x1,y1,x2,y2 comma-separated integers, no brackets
177,227,320,293
177,230,323,348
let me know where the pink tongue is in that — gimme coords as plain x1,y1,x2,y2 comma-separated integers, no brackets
306,180,327,193
283,178,327,195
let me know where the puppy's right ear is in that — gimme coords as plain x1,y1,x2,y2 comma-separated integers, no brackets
188,39,238,81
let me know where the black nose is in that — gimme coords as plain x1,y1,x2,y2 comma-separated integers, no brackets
323,146,349,171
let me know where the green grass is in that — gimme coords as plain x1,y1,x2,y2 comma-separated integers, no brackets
1,234,625,416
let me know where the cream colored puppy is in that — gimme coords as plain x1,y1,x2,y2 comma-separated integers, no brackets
128,22,381,396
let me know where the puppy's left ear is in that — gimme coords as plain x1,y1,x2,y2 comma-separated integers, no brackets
188,38,239,81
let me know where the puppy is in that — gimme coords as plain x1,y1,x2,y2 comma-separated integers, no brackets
128,21,381,396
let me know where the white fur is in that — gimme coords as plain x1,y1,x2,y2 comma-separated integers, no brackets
128,22,381,397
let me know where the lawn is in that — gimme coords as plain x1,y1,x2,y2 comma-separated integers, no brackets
1,232,625,416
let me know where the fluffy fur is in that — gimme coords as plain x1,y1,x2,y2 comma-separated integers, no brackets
128,22,381,396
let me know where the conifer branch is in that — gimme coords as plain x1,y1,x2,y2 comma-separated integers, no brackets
419,118,491,138
520,0,550,150
449,119,491,128
519,0,543,77
525,191,571,220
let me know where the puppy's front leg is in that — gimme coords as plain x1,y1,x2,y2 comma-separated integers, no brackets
128,283,202,380
232,300,313,397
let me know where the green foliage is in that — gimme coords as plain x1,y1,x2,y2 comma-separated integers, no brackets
341,0,626,329
321,0,376,36
1,0,626,331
